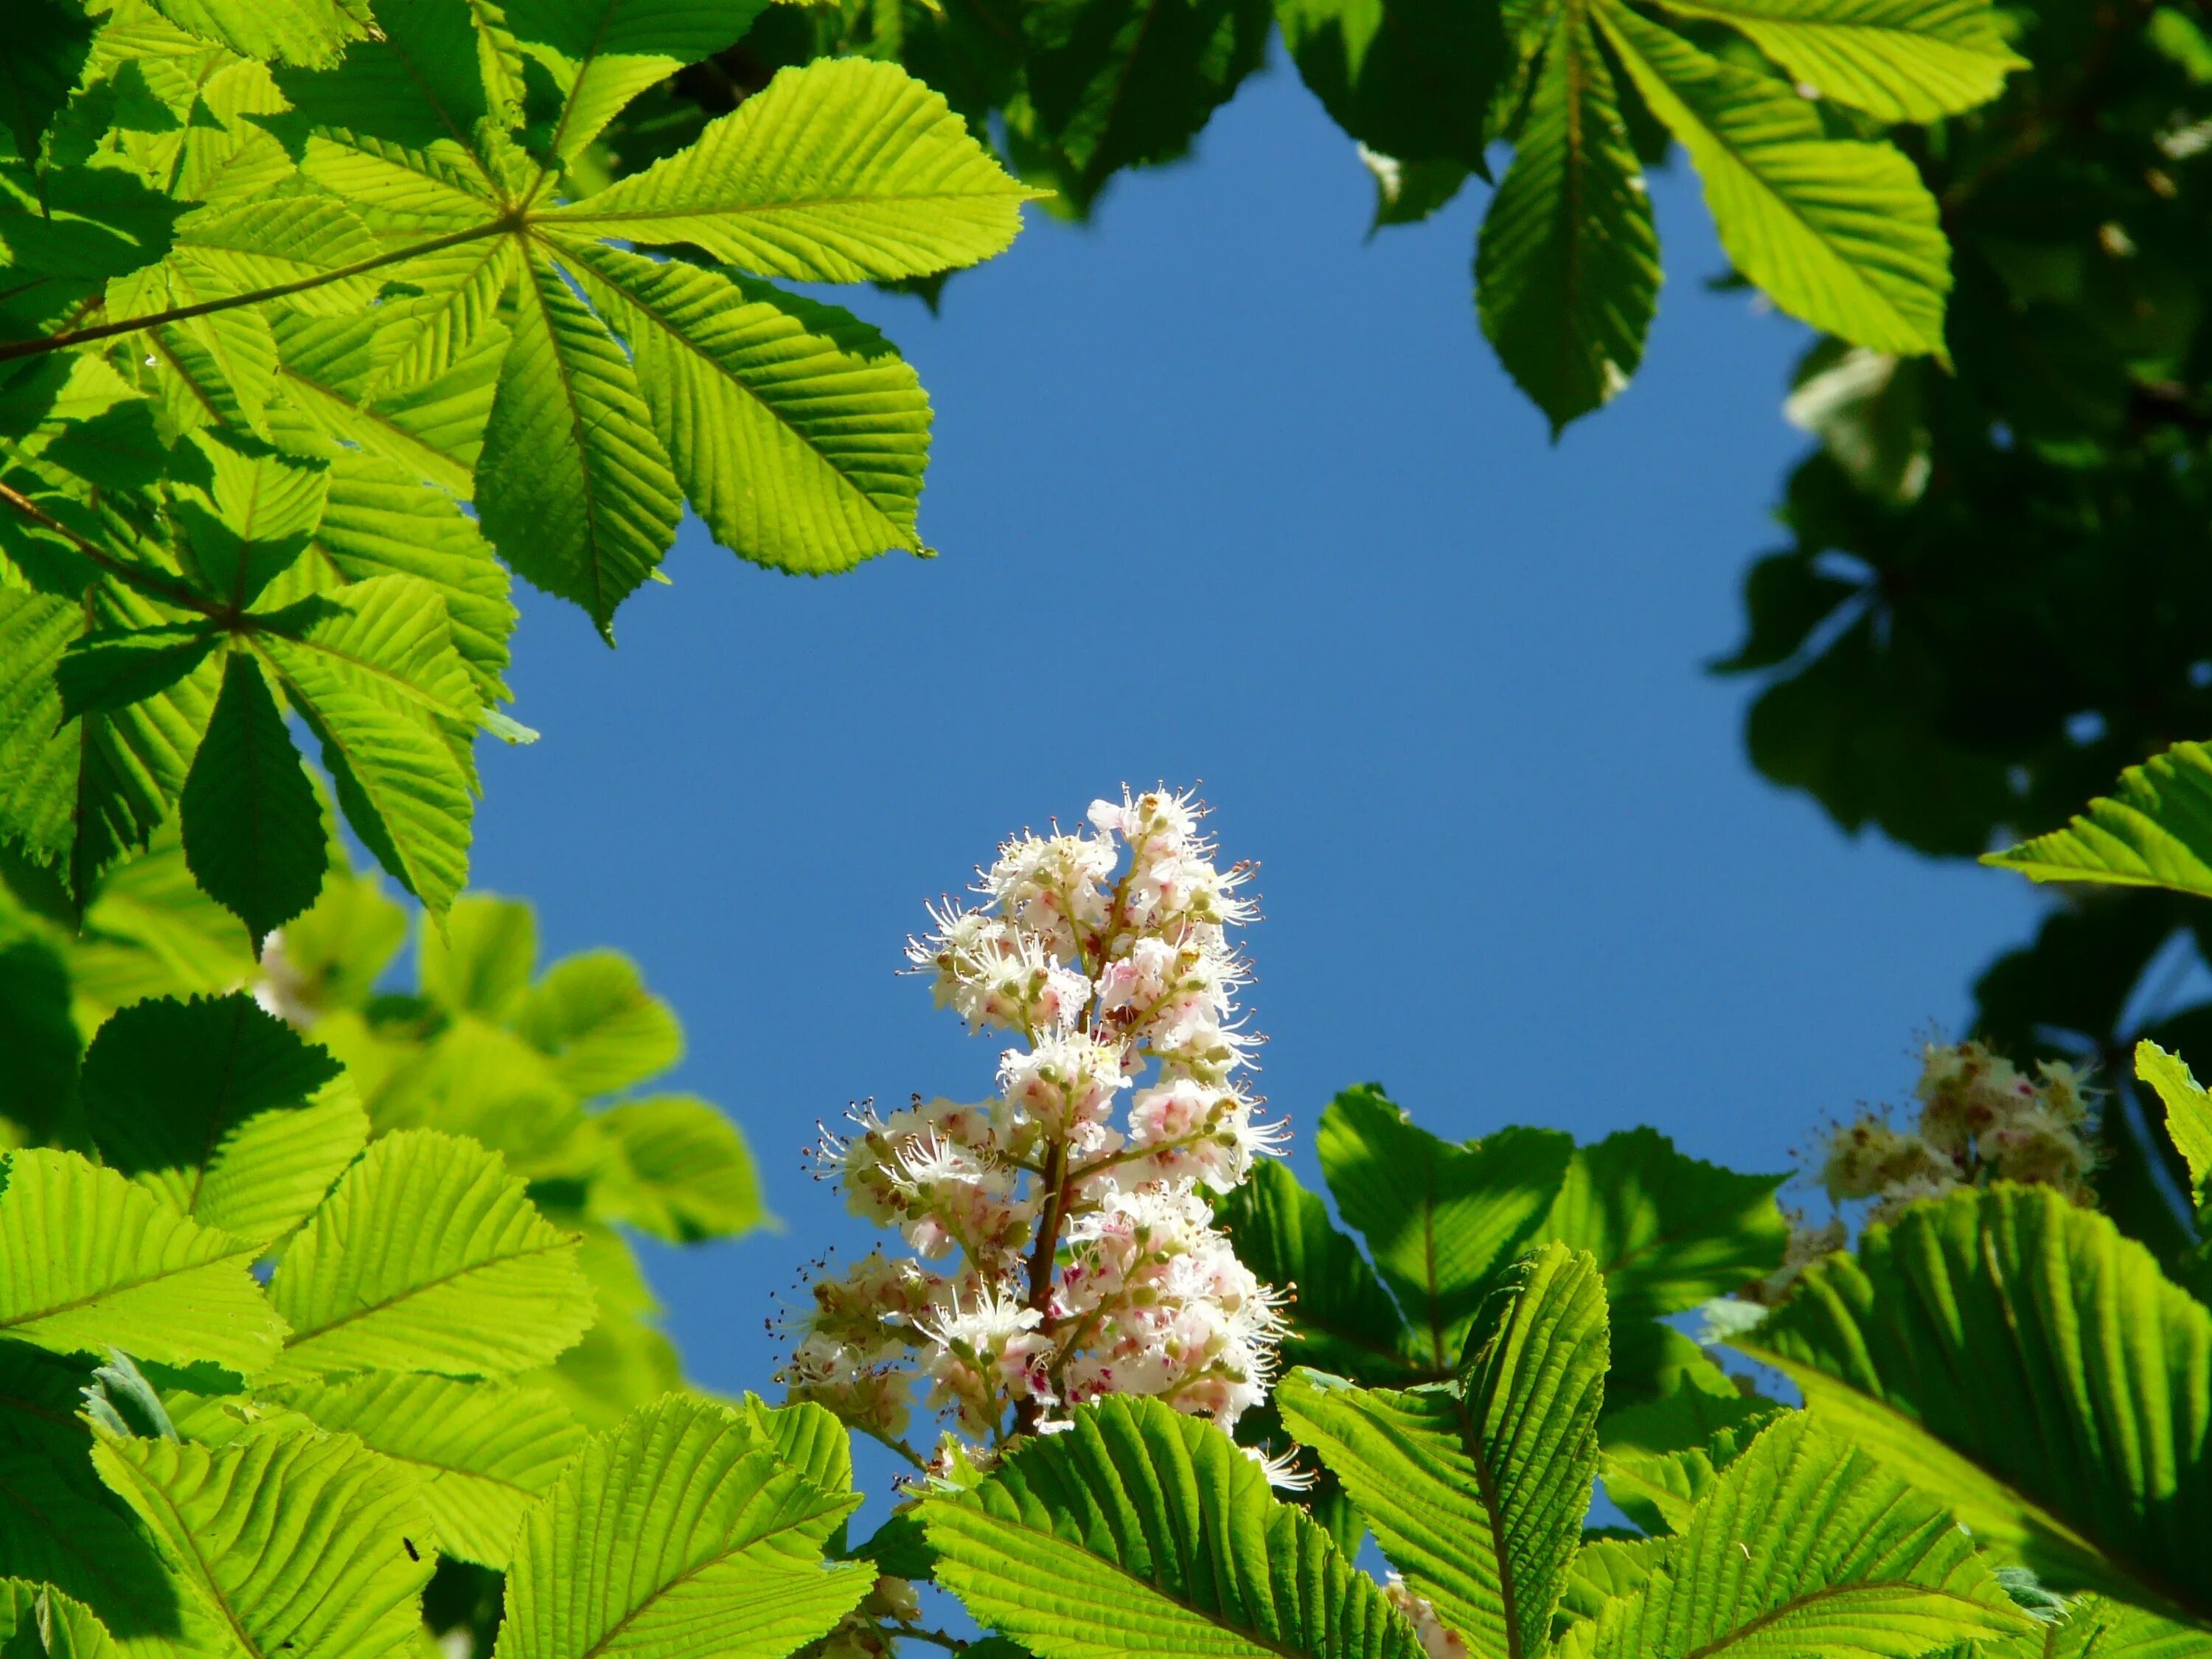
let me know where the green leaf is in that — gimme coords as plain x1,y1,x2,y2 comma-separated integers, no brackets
0,0,97,159
513,946,680,1094
495,1394,869,1659
1651,0,2024,122
167,195,383,318
79,992,366,1248
305,452,516,707
0,1579,124,1659
0,1343,213,1659
271,299,507,499
55,627,223,723
1475,0,1660,431
504,0,772,163
267,1127,596,1380
0,1148,285,1376
257,576,479,916
588,1097,766,1242
0,939,80,1148
1214,1157,1423,1381
1535,1127,1790,1322
0,164,183,282
558,243,934,576
1315,1085,1573,1368
1739,1185,2212,1622
1597,1380,1781,1534
171,431,330,611
475,246,681,634
0,588,220,902
1582,1412,2036,1659
1593,0,1950,358
546,58,1040,282
268,0,510,162
259,1373,584,1570
420,893,539,1019
2135,1040,2212,1206
145,0,369,67
923,1394,1423,1659
179,655,330,942
1276,0,1506,168
92,1423,434,1659
1985,741,2212,902
1016,0,1275,210
1278,1242,1609,1659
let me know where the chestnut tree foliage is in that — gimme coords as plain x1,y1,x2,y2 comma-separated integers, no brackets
1,3,2209,1659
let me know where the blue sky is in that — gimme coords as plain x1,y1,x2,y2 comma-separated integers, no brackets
471,57,2045,1410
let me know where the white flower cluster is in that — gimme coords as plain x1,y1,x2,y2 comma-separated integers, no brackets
779,789,1289,1454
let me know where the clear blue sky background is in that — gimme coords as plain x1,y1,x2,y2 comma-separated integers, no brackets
471,57,2045,1412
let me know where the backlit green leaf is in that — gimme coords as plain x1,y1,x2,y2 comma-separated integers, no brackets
1279,1242,1610,1659
1985,740,2212,902
547,58,1040,282
496,1394,869,1659
179,655,329,941
1476,0,1660,431
1594,0,1950,358
924,1394,1425,1659
1741,1185,2212,1621
79,991,365,1248
92,1423,434,1659
1653,0,2023,122
267,1128,595,1380
0,1147,285,1377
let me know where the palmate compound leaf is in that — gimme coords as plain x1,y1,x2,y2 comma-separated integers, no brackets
557,240,936,578
178,654,330,943
0,1579,124,1659
545,57,1043,283
1475,0,1661,433
78,992,367,1249
266,1127,596,1380
495,1394,870,1659
921,1394,1428,1659
1984,740,2212,902
1593,0,1951,359
1649,0,2024,124
1736,1184,2212,1624
1582,1411,2036,1659
1315,1085,1573,1370
1276,1242,1610,1659
91,1423,435,1659
242,1373,585,1571
0,1149,285,1377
